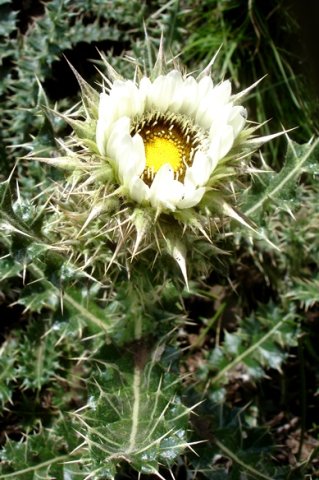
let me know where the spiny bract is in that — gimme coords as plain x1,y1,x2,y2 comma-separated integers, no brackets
31,51,272,284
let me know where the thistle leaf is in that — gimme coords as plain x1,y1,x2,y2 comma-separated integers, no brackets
206,303,299,396
285,276,319,310
14,320,61,390
63,288,113,335
0,177,14,215
189,401,291,480
243,137,319,220
0,255,23,280
0,427,76,480
77,348,190,476
0,339,18,407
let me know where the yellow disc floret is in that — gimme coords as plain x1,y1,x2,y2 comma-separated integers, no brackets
145,137,181,173
131,112,205,185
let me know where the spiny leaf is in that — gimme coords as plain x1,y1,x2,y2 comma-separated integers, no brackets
243,137,319,220
76,347,190,477
0,255,23,280
14,320,61,390
0,1,17,37
205,302,299,399
17,286,59,313
0,177,14,214
63,288,113,335
0,425,82,480
0,339,18,407
285,276,319,310
189,402,291,480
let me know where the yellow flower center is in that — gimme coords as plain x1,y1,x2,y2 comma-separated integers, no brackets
142,127,187,185
144,136,181,174
141,123,189,185
131,112,206,186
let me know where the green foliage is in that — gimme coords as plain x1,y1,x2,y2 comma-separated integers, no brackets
0,171,193,476
0,338,18,406
1,1,319,479
0,0,184,177
78,352,189,478
0,422,81,480
286,276,319,310
0,351,189,479
182,0,319,162
14,320,61,390
200,303,299,403
243,138,319,222
190,404,291,480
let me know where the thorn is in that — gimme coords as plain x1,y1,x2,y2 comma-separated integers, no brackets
169,469,176,480
198,44,223,79
169,239,189,290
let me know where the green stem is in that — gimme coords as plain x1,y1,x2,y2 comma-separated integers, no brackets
0,455,69,479
192,303,226,349
63,291,110,333
128,313,143,452
214,438,274,480
128,364,142,452
210,320,284,384
297,336,306,461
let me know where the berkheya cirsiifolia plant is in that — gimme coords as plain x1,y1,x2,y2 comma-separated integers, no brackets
0,45,295,479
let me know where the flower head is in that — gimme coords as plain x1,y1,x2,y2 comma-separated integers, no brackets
96,69,247,212
34,52,269,284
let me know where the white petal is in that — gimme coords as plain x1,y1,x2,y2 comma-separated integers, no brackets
196,82,232,129
147,70,183,112
115,134,134,180
117,135,145,182
170,75,198,114
139,76,152,108
106,117,131,161
149,164,184,210
132,133,146,160
184,151,212,187
196,98,233,132
217,126,235,158
109,80,145,118
128,176,150,203
213,80,232,103
228,106,247,137
96,118,109,156
198,76,214,99
208,104,233,137
98,92,110,120
150,163,173,193
208,126,234,166
177,186,206,209
96,93,116,155
139,76,152,93
96,84,142,155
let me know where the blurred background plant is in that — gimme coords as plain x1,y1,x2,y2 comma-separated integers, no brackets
1,0,319,479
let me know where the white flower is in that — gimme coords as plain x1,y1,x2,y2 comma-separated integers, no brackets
96,69,247,212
